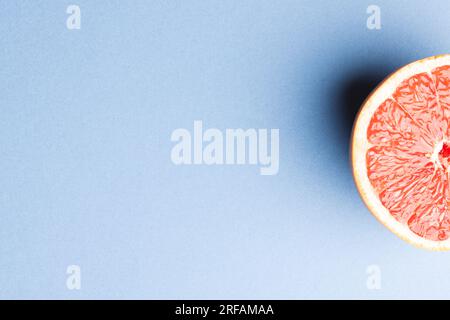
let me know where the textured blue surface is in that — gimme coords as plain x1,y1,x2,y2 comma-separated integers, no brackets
2,0,450,299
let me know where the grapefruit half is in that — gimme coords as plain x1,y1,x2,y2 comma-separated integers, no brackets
352,54,450,250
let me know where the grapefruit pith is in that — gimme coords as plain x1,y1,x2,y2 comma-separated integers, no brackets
352,54,450,250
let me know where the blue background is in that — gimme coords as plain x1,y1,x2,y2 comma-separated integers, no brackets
1,0,450,299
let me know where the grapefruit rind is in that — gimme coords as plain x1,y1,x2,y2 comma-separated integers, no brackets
351,54,450,251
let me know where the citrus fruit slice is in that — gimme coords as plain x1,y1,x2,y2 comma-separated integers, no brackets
352,54,450,250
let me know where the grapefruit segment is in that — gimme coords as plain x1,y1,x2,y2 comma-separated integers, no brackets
432,65,450,121
352,55,450,250
366,145,430,195
393,72,444,137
